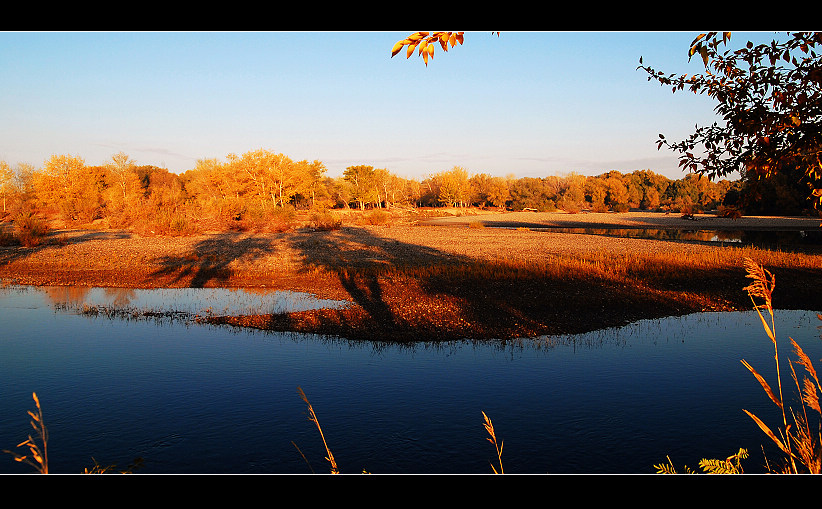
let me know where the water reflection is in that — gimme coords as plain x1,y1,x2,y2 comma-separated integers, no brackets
45,286,346,316
524,227,822,247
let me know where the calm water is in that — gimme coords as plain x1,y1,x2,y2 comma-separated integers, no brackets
1,285,820,474
523,227,822,247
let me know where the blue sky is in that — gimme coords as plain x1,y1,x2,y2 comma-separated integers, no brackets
0,31,776,181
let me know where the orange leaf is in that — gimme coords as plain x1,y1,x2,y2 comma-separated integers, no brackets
741,359,783,409
391,41,404,57
743,409,791,455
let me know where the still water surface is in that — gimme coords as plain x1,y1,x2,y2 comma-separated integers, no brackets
1,285,820,474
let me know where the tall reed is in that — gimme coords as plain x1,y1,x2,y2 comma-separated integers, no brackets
3,392,48,474
656,258,822,474
739,257,822,474
297,386,339,474
482,411,504,474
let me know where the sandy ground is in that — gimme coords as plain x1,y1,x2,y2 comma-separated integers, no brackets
1,211,820,341
6,210,819,289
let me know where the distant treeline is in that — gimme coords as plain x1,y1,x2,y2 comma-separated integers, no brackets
0,149,813,234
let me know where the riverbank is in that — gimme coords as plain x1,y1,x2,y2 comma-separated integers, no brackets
1,211,820,341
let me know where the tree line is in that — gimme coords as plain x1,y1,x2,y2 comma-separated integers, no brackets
0,148,812,235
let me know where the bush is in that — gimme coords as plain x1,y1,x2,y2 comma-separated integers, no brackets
309,209,342,231
361,209,391,225
14,212,49,247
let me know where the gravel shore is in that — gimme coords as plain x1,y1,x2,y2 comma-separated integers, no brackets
1,211,820,341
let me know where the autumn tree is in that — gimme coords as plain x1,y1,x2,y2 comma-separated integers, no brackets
584,177,608,212
102,152,143,217
639,31,822,212
557,173,586,212
32,154,104,222
603,172,630,211
436,166,471,207
343,165,379,210
106,152,137,200
184,158,230,202
0,161,13,214
296,159,328,208
507,177,557,211
470,173,510,208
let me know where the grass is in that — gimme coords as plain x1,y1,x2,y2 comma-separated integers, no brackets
296,386,339,474
3,392,48,474
656,258,822,474
737,258,822,474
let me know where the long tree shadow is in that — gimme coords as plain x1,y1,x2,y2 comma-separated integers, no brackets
228,225,747,342
0,226,133,268
151,232,279,287
286,226,470,338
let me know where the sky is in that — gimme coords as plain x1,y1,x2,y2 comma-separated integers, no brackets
0,31,778,181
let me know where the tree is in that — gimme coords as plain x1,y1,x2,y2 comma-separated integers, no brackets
225,149,301,208
33,154,104,222
343,165,379,210
470,173,510,208
639,32,822,211
296,159,328,209
0,161,13,213
106,152,137,201
436,166,471,207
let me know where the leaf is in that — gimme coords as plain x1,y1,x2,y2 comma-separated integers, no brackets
418,39,427,56
743,409,791,455
741,359,783,409
391,41,404,57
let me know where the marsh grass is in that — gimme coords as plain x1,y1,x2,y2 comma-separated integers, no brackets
3,392,143,474
296,386,339,474
482,411,504,474
3,392,48,474
656,257,822,474
738,257,822,474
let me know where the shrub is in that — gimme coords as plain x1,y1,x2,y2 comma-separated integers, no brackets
14,212,49,247
309,209,342,231
361,209,391,225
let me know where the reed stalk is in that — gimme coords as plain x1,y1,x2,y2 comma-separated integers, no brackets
482,411,504,474
740,257,822,474
297,386,339,474
3,392,48,474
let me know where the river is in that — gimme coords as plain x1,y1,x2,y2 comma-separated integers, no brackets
1,284,819,474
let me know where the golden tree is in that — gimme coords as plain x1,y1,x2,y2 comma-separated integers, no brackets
0,160,14,213
32,154,103,222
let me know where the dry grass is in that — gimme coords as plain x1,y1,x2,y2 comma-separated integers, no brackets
739,258,822,474
296,386,339,474
482,411,504,474
3,392,48,474
657,258,822,474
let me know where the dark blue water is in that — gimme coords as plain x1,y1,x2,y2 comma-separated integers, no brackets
1,285,819,474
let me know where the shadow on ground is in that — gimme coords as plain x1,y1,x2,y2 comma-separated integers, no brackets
204,226,770,342
151,232,279,287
